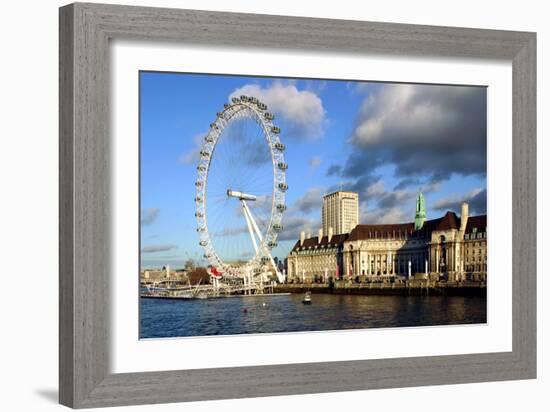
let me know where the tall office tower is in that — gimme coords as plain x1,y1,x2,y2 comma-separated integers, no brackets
322,191,359,235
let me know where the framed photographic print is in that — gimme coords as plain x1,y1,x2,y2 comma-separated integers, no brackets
59,2,536,408
138,71,488,339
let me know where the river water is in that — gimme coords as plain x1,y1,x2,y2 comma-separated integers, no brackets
140,293,486,338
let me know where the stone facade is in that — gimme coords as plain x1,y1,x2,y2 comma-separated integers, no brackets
287,233,348,282
140,267,187,283
287,196,487,284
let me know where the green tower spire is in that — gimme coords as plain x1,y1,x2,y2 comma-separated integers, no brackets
414,192,426,230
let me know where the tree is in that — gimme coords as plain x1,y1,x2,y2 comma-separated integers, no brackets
186,267,210,285
184,258,196,270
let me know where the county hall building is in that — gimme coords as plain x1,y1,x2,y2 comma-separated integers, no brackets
286,191,487,283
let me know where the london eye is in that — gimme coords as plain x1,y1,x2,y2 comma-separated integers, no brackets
195,95,287,283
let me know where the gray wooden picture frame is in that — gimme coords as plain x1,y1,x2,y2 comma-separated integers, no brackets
59,2,536,408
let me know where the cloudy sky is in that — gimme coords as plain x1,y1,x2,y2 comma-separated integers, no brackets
140,72,486,269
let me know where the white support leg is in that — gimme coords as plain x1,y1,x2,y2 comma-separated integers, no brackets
242,200,284,283
242,200,259,255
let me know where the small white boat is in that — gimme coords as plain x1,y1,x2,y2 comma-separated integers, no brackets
302,291,312,304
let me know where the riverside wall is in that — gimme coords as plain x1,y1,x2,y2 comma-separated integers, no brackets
274,281,486,296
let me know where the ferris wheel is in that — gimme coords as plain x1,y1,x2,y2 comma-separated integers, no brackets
194,95,287,283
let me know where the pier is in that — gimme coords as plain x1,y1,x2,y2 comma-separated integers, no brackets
141,278,485,299
140,278,278,299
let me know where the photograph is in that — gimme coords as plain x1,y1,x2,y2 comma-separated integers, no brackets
139,72,488,338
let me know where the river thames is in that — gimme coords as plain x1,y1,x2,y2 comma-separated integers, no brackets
140,294,486,338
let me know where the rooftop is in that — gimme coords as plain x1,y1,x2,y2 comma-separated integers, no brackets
323,190,359,198
292,211,487,246
291,233,349,251
465,215,487,233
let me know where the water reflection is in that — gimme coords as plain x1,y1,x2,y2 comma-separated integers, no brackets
140,294,487,339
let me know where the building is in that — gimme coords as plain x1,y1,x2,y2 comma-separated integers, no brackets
287,193,487,283
322,190,359,235
140,267,188,283
287,228,348,282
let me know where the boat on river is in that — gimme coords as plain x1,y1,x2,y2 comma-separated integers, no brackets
302,291,312,304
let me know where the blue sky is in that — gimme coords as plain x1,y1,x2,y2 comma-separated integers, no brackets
140,72,487,269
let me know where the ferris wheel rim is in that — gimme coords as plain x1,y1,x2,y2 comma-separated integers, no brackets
194,95,287,277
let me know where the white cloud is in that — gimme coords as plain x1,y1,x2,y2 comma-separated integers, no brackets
343,83,486,186
359,179,440,225
229,82,326,139
277,214,318,241
178,132,206,165
365,180,385,198
361,206,410,225
433,187,486,214
308,156,322,170
248,194,273,215
140,207,159,226
351,83,484,149
419,181,443,194
292,187,324,214
141,244,178,253
353,84,417,145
